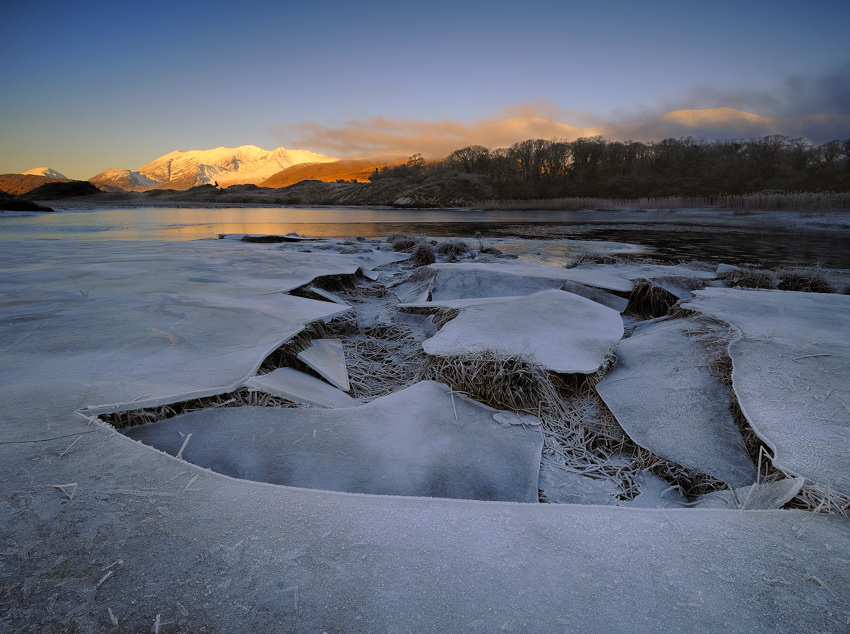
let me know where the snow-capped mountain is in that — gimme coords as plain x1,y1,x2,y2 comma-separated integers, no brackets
137,145,336,189
22,167,68,179
89,168,162,192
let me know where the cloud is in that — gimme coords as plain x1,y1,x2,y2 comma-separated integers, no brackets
665,62,850,120
273,66,850,158
781,62,850,117
271,111,586,159
273,104,850,159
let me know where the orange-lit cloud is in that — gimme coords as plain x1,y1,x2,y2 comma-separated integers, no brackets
272,112,584,159
273,104,849,159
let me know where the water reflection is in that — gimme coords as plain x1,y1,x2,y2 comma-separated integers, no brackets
1,206,848,269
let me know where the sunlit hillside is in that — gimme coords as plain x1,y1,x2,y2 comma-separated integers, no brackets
260,158,404,187
0,173,69,196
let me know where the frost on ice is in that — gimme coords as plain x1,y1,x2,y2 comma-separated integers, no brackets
2,238,850,631
423,288,624,374
296,339,351,391
0,240,359,416
245,368,360,408
596,318,757,488
427,261,634,298
125,381,543,502
684,288,850,495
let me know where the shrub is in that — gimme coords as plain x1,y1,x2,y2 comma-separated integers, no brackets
776,269,834,293
409,243,436,267
436,239,470,256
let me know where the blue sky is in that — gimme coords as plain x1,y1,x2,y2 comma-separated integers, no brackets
1,0,848,179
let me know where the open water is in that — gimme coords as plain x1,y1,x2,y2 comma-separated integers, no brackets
1,206,848,269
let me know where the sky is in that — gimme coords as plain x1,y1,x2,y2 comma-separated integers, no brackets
1,0,848,179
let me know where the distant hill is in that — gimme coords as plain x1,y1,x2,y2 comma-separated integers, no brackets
137,145,336,189
89,168,162,192
22,166,68,179
0,173,69,196
22,180,101,200
0,190,53,212
260,158,404,188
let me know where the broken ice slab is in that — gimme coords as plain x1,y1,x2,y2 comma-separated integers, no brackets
393,311,427,327
396,274,629,313
297,339,350,391
393,274,434,303
427,261,635,300
560,280,629,312
0,240,356,419
596,318,757,489
538,461,622,505
306,286,349,305
684,288,850,496
392,311,438,337
349,250,409,276
692,477,806,510
399,296,521,310
423,289,624,374
245,368,360,408
125,381,543,502
576,262,718,285
617,470,691,508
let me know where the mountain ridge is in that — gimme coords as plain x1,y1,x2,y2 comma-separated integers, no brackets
137,144,336,189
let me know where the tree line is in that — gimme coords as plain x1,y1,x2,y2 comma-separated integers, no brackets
371,135,850,199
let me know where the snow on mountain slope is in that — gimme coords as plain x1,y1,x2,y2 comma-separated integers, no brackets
138,145,336,189
89,168,162,192
22,167,68,179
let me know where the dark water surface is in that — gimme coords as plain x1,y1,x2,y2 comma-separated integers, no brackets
1,206,848,269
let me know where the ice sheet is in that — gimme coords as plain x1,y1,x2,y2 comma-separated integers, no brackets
560,280,630,312
2,239,849,631
0,240,355,421
597,318,756,488
423,289,624,373
427,261,635,297
684,288,850,495
245,368,360,408
125,381,543,502
297,338,351,391
693,477,806,510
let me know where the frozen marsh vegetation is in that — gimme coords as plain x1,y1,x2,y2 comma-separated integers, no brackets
1,232,849,631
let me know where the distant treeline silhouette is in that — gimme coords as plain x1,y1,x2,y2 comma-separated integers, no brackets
371,135,850,199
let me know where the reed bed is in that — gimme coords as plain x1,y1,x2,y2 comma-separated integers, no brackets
472,192,850,213
338,324,427,400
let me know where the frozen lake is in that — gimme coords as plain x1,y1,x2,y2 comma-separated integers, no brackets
2,205,849,268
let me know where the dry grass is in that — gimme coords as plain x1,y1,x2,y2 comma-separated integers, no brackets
258,320,334,374
776,267,835,293
566,253,622,268
410,243,436,266
386,233,427,252
436,239,470,257
102,388,297,430
336,324,426,400
419,350,727,500
472,192,850,212
787,483,850,516
719,264,837,293
681,312,847,515
626,279,679,318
